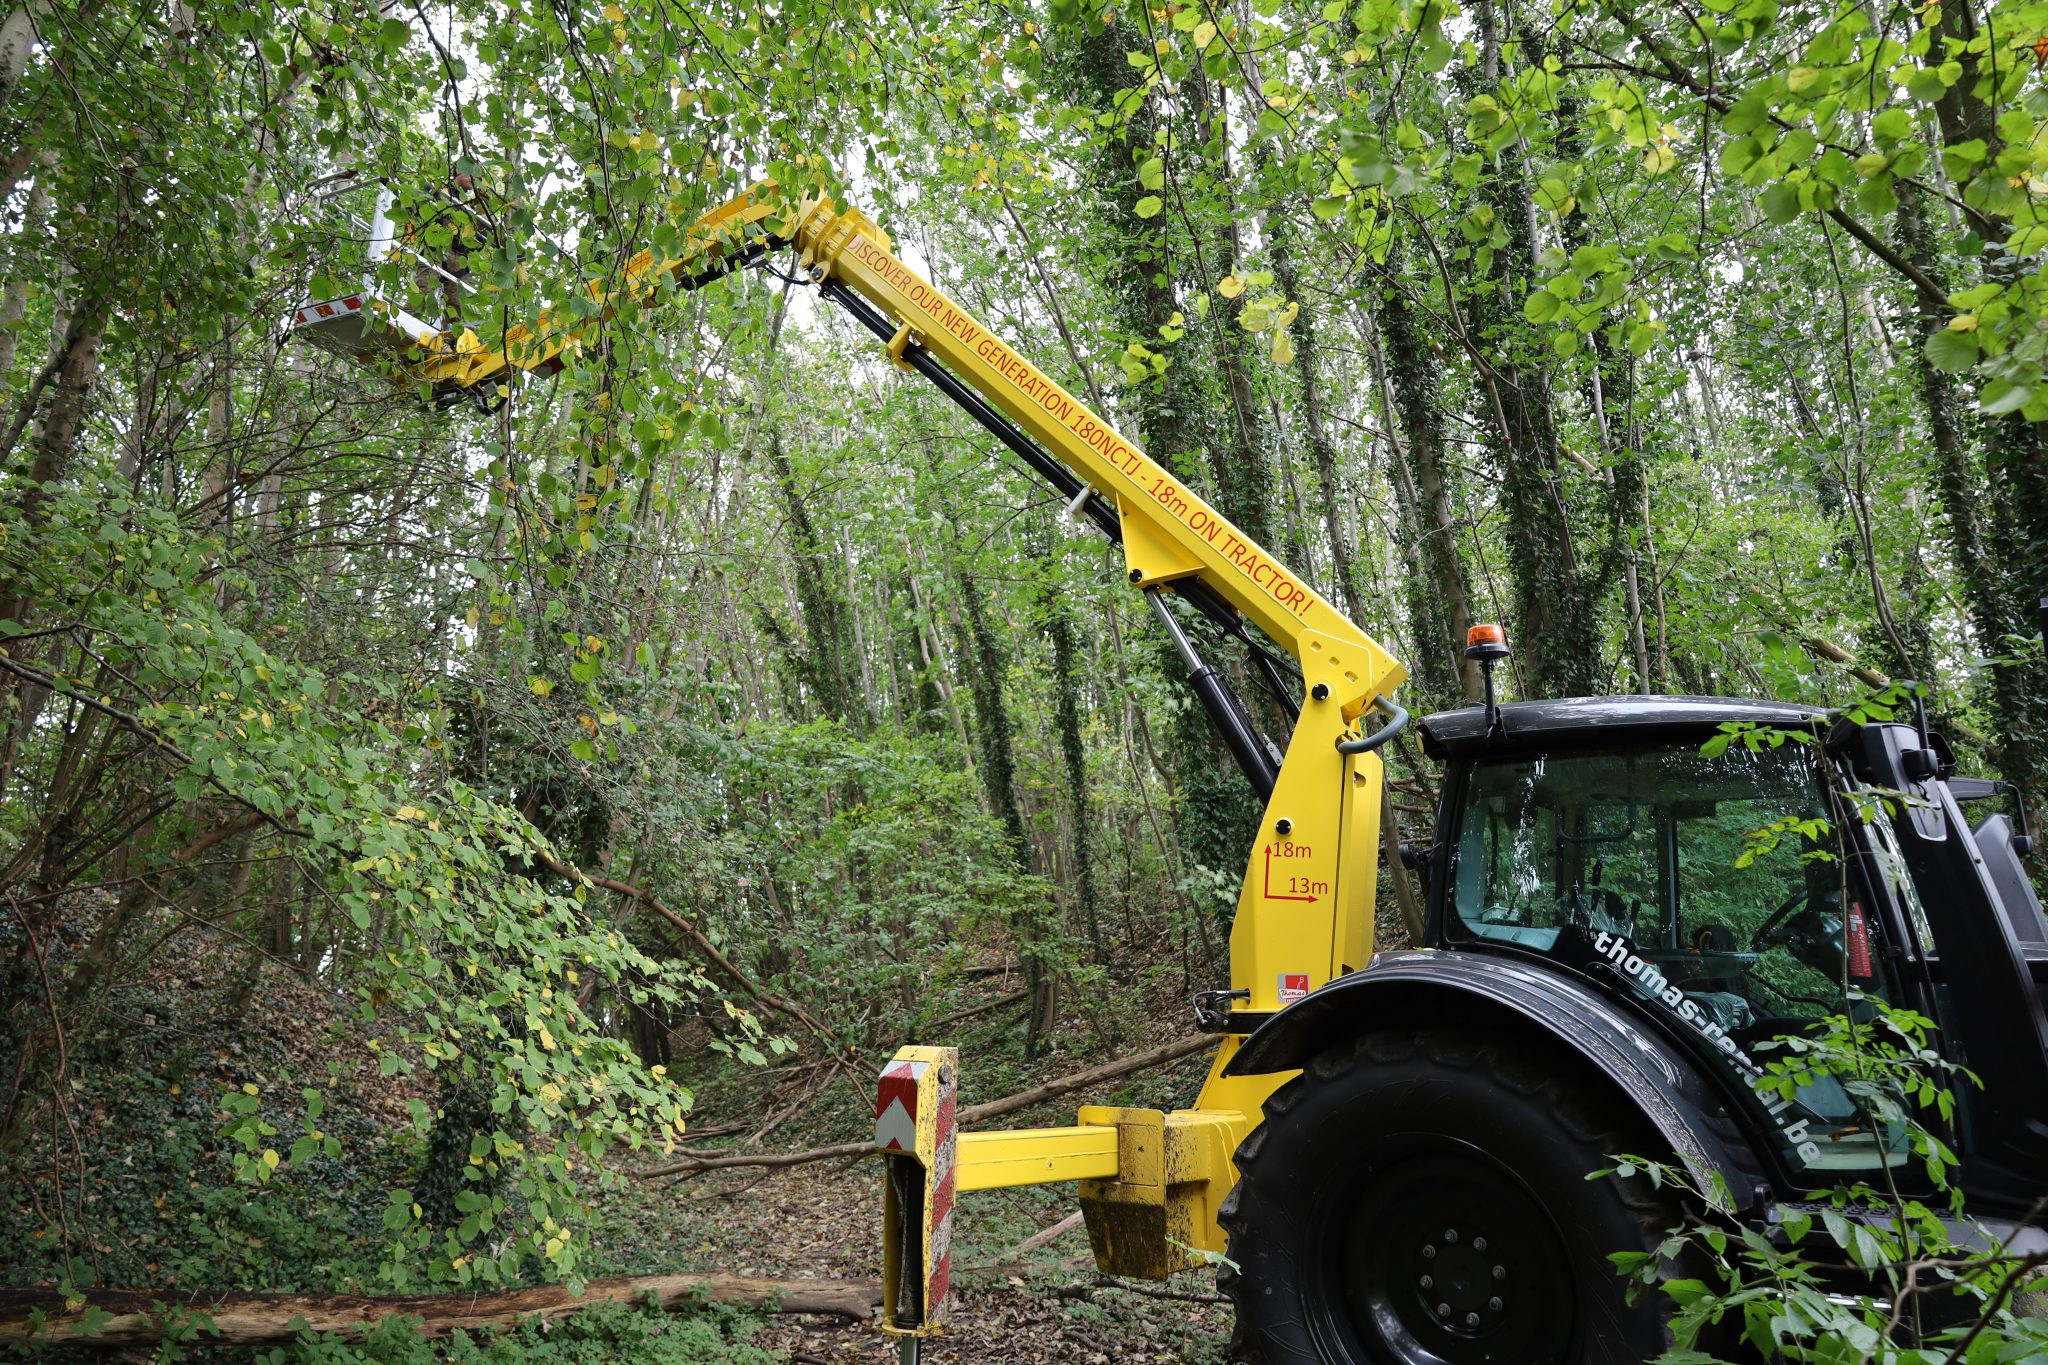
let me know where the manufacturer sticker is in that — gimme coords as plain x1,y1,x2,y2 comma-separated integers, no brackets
1277,972,1311,1006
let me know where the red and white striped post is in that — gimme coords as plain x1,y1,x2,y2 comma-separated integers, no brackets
876,1044,959,1361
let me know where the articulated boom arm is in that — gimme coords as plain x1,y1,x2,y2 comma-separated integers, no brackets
294,178,1405,1016
290,178,1409,1315
762,186,1410,1020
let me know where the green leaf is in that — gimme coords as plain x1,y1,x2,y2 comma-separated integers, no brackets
1981,378,2032,415
1871,106,1914,146
1906,66,1947,103
1133,194,1164,219
2008,224,2048,257
1758,183,1803,224
1923,327,1979,374
1661,1278,1713,1307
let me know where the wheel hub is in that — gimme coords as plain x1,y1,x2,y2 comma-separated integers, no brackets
1337,1146,1575,1364
1413,1227,1509,1334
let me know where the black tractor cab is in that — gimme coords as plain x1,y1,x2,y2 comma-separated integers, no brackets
1410,693,2048,1223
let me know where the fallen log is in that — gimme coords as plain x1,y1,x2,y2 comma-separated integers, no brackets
954,1034,1214,1127
638,1033,1216,1179
927,987,1030,1029
0,1273,881,1348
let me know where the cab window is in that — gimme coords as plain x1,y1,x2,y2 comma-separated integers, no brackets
1448,743,1904,1174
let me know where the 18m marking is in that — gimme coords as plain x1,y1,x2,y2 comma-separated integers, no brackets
1264,843,1321,902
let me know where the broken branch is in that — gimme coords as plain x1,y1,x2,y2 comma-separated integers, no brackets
637,1034,1215,1179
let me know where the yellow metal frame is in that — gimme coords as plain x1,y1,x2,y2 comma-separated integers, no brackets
958,1126,1118,1191
302,176,1409,1286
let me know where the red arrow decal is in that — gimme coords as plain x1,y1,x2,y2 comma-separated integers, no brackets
1264,844,1318,903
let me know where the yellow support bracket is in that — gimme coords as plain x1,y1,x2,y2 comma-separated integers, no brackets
1075,1106,1253,1278
885,320,920,372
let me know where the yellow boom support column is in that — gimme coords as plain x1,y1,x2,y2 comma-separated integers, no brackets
286,178,1407,1305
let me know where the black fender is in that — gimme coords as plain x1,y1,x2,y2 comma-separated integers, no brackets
1225,949,1766,1212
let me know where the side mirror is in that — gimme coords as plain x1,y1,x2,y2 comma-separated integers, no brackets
1397,841,1431,899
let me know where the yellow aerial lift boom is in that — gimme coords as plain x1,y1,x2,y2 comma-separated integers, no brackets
291,174,1407,1332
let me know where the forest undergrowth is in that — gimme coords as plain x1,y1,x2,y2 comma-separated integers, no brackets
2,880,1279,1362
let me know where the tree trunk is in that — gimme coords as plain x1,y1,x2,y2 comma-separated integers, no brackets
1461,4,1611,697
1269,211,1367,623
1188,72,1273,549
1054,16,1259,895
0,7,35,111
1038,521,1103,963
0,164,48,380
0,1274,881,1347
1373,274,1478,706
945,503,1051,1053
765,432,868,730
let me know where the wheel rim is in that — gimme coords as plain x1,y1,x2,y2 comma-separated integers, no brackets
1330,1145,1576,1365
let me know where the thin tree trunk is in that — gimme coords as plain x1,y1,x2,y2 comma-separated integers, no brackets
1269,212,1366,622
1038,520,1102,964
945,501,1051,1053
1372,281,1478,705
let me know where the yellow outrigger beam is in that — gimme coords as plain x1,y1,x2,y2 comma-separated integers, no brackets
287,174,1408,1336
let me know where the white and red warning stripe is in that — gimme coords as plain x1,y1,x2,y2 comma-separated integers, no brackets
925,1069,958,1311
291,295,366,328
874,1058,927,1153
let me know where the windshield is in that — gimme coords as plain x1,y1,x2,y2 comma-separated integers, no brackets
1449,743,1904,1175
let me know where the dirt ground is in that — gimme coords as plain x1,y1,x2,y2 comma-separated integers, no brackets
619,1161,1235,1363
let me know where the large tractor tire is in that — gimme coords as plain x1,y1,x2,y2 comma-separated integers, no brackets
1219,1026,1687,1365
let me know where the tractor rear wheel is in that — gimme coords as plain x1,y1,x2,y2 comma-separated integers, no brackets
1218,1026,1685,1364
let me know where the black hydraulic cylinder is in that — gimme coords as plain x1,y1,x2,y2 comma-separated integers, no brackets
1187,666,1279,800
1149,590,1278,799
818,278,1281,800
819,281,1123,543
